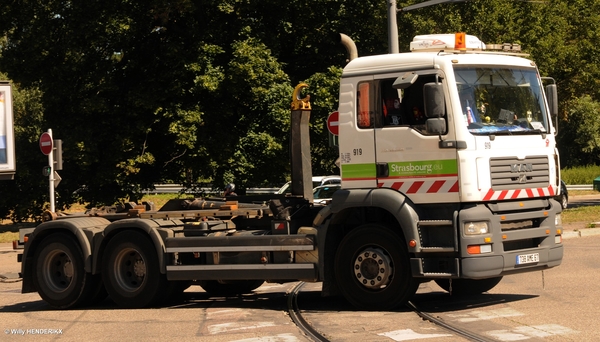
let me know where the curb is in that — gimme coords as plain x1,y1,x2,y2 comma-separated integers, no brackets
0,272,21,282
563,227,600,239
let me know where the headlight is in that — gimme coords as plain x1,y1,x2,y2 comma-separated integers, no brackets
555,214,562,226
464,221,489,235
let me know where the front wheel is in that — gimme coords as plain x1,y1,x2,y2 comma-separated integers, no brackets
33,233,99,309
334,224,418,310
560,194,568,209
102,230,167,308
434,277,503,295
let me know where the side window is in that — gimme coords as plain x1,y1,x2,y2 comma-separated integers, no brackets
381,79,405,126
380,74,445,134
357,82,374,129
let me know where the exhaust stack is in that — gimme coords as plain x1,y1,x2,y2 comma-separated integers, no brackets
339,33,358,61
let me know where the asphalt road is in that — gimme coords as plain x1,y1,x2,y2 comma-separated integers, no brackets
1,194,599,341
2,232,600,341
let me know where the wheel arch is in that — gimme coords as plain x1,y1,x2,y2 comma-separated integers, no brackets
93,218,178,275
326,187,420,243
317,188,420,296
21,217,110,293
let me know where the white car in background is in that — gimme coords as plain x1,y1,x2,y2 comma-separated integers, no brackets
276,175,341,194
312,184,342,205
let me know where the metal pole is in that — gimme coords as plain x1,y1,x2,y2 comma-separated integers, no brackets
388,0,399,53
47,129,55,212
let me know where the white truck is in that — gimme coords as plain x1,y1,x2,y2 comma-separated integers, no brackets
17,33,563,311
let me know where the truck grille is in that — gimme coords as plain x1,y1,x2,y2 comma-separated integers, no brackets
490,156,549,190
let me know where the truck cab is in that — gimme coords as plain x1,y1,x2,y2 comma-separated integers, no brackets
323,33,563,306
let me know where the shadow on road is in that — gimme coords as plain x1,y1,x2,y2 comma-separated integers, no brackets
567,195,600,209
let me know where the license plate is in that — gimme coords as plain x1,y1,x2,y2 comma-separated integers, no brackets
516,253,539,265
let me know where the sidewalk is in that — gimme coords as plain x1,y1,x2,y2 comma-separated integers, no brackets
561,193,600,239
562,222,600,239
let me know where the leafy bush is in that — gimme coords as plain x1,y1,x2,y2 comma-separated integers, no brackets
561,165,600,184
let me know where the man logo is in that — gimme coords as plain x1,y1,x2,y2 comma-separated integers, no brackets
510,163,533,172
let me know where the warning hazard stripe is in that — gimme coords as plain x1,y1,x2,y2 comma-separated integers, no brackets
482,185,556,201
378,178,459,194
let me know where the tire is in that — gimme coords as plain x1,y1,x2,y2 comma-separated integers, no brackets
33,233,98,309
334,224,418,310
560,194,568,209
434,276,503,295
199,280,264,296
102,230,167,308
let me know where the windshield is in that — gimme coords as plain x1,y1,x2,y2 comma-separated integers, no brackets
454,67,549,135
314,185,340,199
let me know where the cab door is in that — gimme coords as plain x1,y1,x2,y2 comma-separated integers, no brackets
373,71,460,204
337,75,378,189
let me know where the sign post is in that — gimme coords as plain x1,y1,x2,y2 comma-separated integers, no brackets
39,130,55,212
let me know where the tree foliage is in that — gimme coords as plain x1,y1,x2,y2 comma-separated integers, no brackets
557,96,600,167
0,0,600,221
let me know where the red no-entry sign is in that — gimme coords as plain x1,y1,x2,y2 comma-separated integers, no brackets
39,132,53,155
327,111,339,136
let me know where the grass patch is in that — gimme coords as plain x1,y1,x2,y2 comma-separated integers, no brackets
561,205,600,226
569,190,599,196
140,193,184,209
0,231,19,243
0,222,36,242
60,193,182,213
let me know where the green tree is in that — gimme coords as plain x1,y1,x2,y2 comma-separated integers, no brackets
0,77,48,222
304,66,343,175
557,96,600,167
5,0,600,221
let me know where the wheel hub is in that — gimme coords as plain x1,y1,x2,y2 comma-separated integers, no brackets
63,260,74,278
44,250,73,292
353,247,392,289
133,260,146,277
114,248,146,291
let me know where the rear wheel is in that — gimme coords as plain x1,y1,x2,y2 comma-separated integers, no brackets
199,280,264,296
102,230,167,308
334,224,418,310
435,277,503,295
33,233,98,309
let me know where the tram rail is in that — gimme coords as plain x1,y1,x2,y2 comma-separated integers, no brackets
287,281,497,342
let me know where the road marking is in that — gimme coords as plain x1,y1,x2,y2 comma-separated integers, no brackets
447,308,523,322
208,322,276,334
378,329,452,341
486,330,529,341
487,324,579,341
232,333,300,342
206,308,243,318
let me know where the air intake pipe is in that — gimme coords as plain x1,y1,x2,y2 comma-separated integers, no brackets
339,33,358,62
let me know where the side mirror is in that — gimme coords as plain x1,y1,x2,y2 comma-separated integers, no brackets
426,118,446,134
423,83,445,118
423,83,447,135
546,84,558,116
